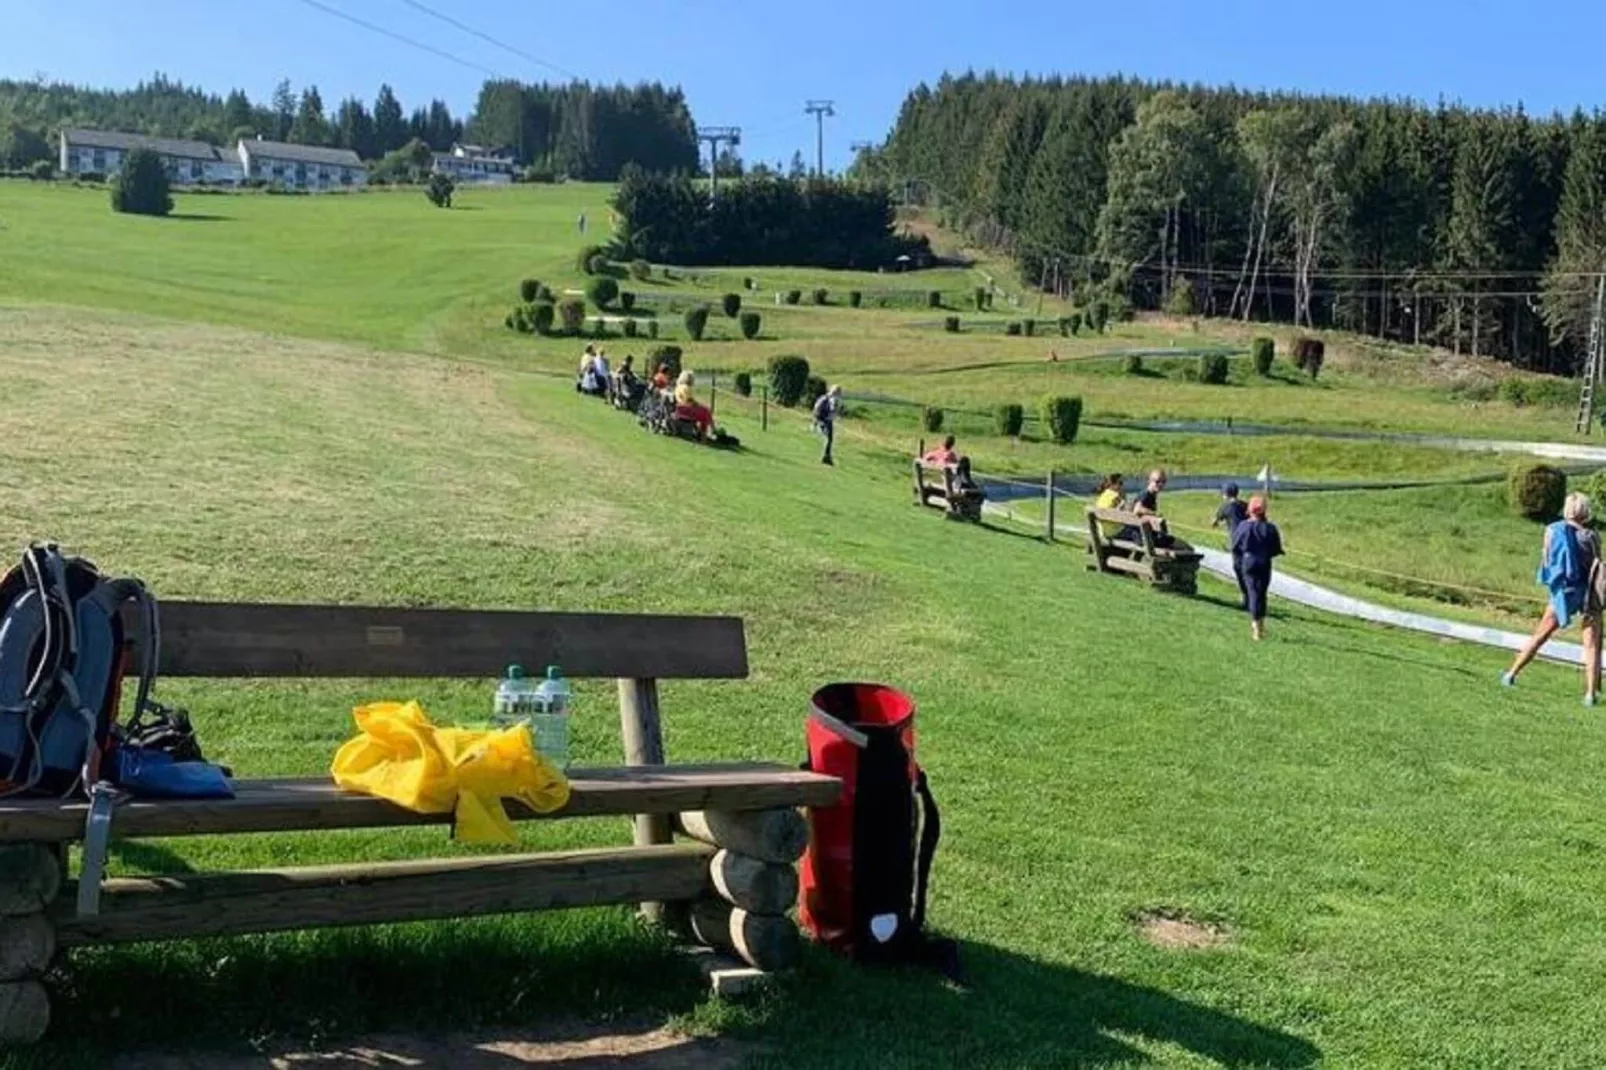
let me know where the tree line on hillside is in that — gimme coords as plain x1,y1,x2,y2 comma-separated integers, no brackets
0,74,698,180
610,165,930,269
867,73,1606,372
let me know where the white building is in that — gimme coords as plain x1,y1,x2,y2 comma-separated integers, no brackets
58,129,243,185
237,139,366,192
431,143,516,185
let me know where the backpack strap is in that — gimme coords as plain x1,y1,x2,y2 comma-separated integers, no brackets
911,769,940,932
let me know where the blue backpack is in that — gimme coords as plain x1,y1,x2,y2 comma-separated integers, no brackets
0,544,160,798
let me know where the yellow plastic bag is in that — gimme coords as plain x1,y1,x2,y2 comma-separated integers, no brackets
331,700,571,844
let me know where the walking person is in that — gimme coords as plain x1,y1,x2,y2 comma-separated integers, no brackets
813,385,842,466
1213,482,1250,607
1502,492,1603,705
1230,495,1284,641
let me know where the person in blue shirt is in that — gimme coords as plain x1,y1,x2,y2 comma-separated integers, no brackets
1502,492,1602,706
1213,482,1250,607
1229,495,1284,641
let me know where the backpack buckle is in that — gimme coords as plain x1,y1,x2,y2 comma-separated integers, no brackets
76,780,127,917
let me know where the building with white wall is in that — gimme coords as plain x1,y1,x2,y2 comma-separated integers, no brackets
431,143,516,185
58,129,243,184
237,139,366,191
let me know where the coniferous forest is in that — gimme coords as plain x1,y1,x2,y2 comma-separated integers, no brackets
870,74,1606,372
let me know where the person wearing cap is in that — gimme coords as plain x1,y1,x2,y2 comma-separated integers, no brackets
1214,482,1251,607
1229,495,1284,641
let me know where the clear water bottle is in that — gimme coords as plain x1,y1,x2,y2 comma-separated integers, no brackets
531,665,572,769
493,664,540,726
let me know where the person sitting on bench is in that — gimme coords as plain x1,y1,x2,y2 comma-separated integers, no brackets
1093,473,1126,539
653,364,672,392
922,435,959,467
613,355,643,406
576,344,598,393
1120,469,1175,548
674,370,714,439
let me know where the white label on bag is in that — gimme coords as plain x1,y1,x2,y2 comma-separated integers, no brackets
870,913,899,943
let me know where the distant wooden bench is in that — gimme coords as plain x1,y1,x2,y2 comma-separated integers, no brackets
0,602,841,1043
1085,508,1202,595
912,460,983,522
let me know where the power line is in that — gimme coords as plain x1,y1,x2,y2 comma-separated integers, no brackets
291,0,498,77
393,0,581,81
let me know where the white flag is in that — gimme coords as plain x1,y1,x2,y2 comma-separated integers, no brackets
1256,464,1273,484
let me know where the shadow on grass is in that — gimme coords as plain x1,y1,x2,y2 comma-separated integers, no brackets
168,213,231,222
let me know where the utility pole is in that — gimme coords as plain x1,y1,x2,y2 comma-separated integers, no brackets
696,126,741,202
1575,274,1606,434
804,100,835,176
849,139,872,176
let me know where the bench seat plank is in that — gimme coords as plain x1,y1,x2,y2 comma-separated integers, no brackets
0,763,841,842
54,843,717,947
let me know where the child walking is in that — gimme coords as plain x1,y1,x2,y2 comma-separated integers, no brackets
1229,496,1284,641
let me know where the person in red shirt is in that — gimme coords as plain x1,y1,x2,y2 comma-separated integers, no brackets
922,435,959,467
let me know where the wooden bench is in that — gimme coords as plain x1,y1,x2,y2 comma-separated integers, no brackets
1085,508,1202,595
0,602,841,1042
912,460,983,522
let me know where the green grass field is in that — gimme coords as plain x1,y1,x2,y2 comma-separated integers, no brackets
2,180,1605,1067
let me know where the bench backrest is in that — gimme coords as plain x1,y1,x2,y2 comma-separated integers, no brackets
135,602,748,680
1086,507,1144,527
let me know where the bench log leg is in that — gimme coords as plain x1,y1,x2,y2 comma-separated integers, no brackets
675,808,804,988
0,845,61,1045
618,677,674,925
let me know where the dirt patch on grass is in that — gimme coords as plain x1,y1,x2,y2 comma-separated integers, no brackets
1132,908,1231,951
112,1021,750,1070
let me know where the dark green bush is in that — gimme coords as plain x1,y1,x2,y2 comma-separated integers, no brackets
784,289,802,306
1123,354,1142,375
586,253,607,276
995,403,1025,437
1005,322,1022,337
1090,301,1110,334
685,305,710,341
623,318,639,338
590,317,609,339
588,276,620,309
1164,277,1196,316
629,258,651,281
1023,319,1035,337
805,376,829,408
944,315,960,333
648,345,684,380
742,276,755,290
1509,464,1567,521
922,406,944,433
734,371,753,397
620,291,636,312
1199,353,1230,385
109,148,172,217
722,293,742,318
927,290,942,309
425,172,455,208
507,306,530,333
739,311,761,339
768,355,811,407
1068,312,1083,335
531,302,555,335
848,290,862,308
812,288,829,306
1295,337,1326,379
1041,395,1083,445
647,319,660,339
577,244,604,273
975,286,988,310
1251,336,1275,376
558,299,586,335
519,278,542,303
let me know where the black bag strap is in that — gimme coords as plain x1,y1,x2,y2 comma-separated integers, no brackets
912,768,940,932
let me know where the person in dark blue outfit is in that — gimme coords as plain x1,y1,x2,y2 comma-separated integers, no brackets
1229,495,1284,641
1213,482,1250,607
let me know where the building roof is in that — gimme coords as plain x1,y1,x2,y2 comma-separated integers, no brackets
60,128,224,162
239,140,364,168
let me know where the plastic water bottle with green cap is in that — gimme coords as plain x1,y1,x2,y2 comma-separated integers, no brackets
493,664,540,726
531,665,572,769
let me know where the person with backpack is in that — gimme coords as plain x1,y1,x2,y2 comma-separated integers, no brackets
1230,495,1284,641
1213,483,1250,607
1503,492,1603,705
813,385,842,466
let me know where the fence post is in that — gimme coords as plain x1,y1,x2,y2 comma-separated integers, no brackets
1045,469,1056,543
710,371,717,421
761,387,768,431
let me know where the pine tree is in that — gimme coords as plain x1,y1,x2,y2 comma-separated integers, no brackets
289,86,328,145
223,90,253,138
373,84,407,154
1544,113,1606,356
271,79,295,141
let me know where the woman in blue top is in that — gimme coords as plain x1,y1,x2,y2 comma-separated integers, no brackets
1503,492,1602,705
1229,495,1284,641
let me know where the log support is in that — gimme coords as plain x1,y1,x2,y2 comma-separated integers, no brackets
0,844,59,1044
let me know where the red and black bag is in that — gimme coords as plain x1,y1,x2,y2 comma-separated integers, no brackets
800,683,941,964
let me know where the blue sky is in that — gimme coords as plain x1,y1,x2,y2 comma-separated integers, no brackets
5,0,1606,169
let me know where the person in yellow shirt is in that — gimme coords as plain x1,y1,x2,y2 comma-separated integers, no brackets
673,370,713,439
1093,473,1126,538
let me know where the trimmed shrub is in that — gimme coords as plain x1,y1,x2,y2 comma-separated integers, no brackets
648,345,684,380
1164,277,1196,317
619,292,637,313
623,318,639,338
722,293,742,318
812,288,829,306
734,371,753,397
944,315,960,333
1069,312,1083,335
685,305,711,341
995,403,1025,438
768,355,811,407
1023,319,1035,337
507,306,529,333
1296,337,1326,379
558,299,586,335
922,406,945,433
784,289,802,305
586,253,608,276
742,276,755,290
577,244,604,273
1251,336,1275,376
537,284,555,303
1123,354,1143,375
629,258,651,281
975,286,988,310
109,148,172,217
1041,395,1083,445
1579,469,1606,510
647,319,660,339
590,318,609,339
588,276,619,309
531,301,555,335
848,290,862,308
739,311,762,340
425,172,455,208
519,278,542,303
805,376,829,408
1509,464,1567,521
1199,353,1230,385
1090,301,1110,334
927,290,942,309
1005,322,1022,337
